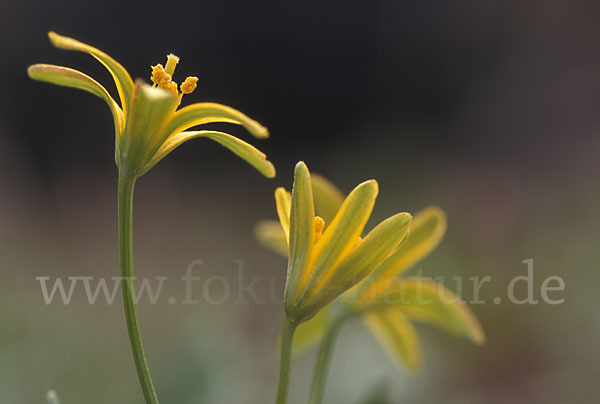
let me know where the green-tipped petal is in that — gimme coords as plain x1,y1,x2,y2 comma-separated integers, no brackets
48,32,134,114
372,207,446,282
318,212,412,298
386,278,485,345
119,81,179,174
27,64,124,138
311,173,345,223
364,308,422,371
255,220,289,257
161,102,269,141
275,188,292,243
285,162,316,318
353,207,446,301
140,130,275,177
297,179,378,312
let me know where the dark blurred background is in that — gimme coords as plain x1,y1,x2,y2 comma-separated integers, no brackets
1,0,599,403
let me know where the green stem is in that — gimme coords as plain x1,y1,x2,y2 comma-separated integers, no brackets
308,316,345,404
118,171,159,404
276,317,298,404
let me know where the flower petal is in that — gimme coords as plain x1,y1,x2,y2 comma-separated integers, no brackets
311,173,345,223
379,207,446,277
254,220,289,258
385,278,485,345
48,32,134,115
27,64,125,140
161,102,269,141
364,308,422,371
355,207,446,301
296,180,378,311
284,162,316,318
275,188,292,243
120,81,179,174
140,130,275,177
314,212,412,300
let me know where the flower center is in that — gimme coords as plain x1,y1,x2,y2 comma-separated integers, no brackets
150,53,198,96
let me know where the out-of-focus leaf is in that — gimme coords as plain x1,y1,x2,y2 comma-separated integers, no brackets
364,308,422,370
254,220,288,257
46,390,60,404
385,278,485,345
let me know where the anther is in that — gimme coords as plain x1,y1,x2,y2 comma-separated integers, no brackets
180,76,198,94
314,216,325,243
150,64,170,87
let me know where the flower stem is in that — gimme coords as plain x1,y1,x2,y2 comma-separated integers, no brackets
276,317,298,404
307,316,344,404
118,171,159,404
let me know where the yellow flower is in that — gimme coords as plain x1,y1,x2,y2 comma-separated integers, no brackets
256,173,484,370
27,32,275,179
271,162,412,323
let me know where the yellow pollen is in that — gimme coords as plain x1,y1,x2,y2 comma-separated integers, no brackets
150,64,171,86
313,216,325,244
180,76,198,94
165,53,180,76
165,80,179,95
150,63,179,94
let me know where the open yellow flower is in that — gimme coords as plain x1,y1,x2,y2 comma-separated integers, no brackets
273,162,412,323
272,162,412,404
27,32,276,404
27,32,275,179
256,173,484,372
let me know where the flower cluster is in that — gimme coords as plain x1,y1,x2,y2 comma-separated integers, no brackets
29,32,485,404
257,170,484,370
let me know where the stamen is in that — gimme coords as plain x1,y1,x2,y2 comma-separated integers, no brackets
180,76,198,94
314,216,325,244
165,53,179,76
150,64,170,87
165,80,178,95
150,63,179,94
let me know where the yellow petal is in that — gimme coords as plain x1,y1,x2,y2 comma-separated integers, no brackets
295,179,378,312
48,32,134,116
161,102,269,142
254,220,289,258
27,64,124,139
140,130,275,178
311,173,345,223
314,212,412,299
364,308,422,371
275,188,292,243
119,81,179,175
385,278,485,345
377,207,446,277
355,207,446,301
284,162,316,319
